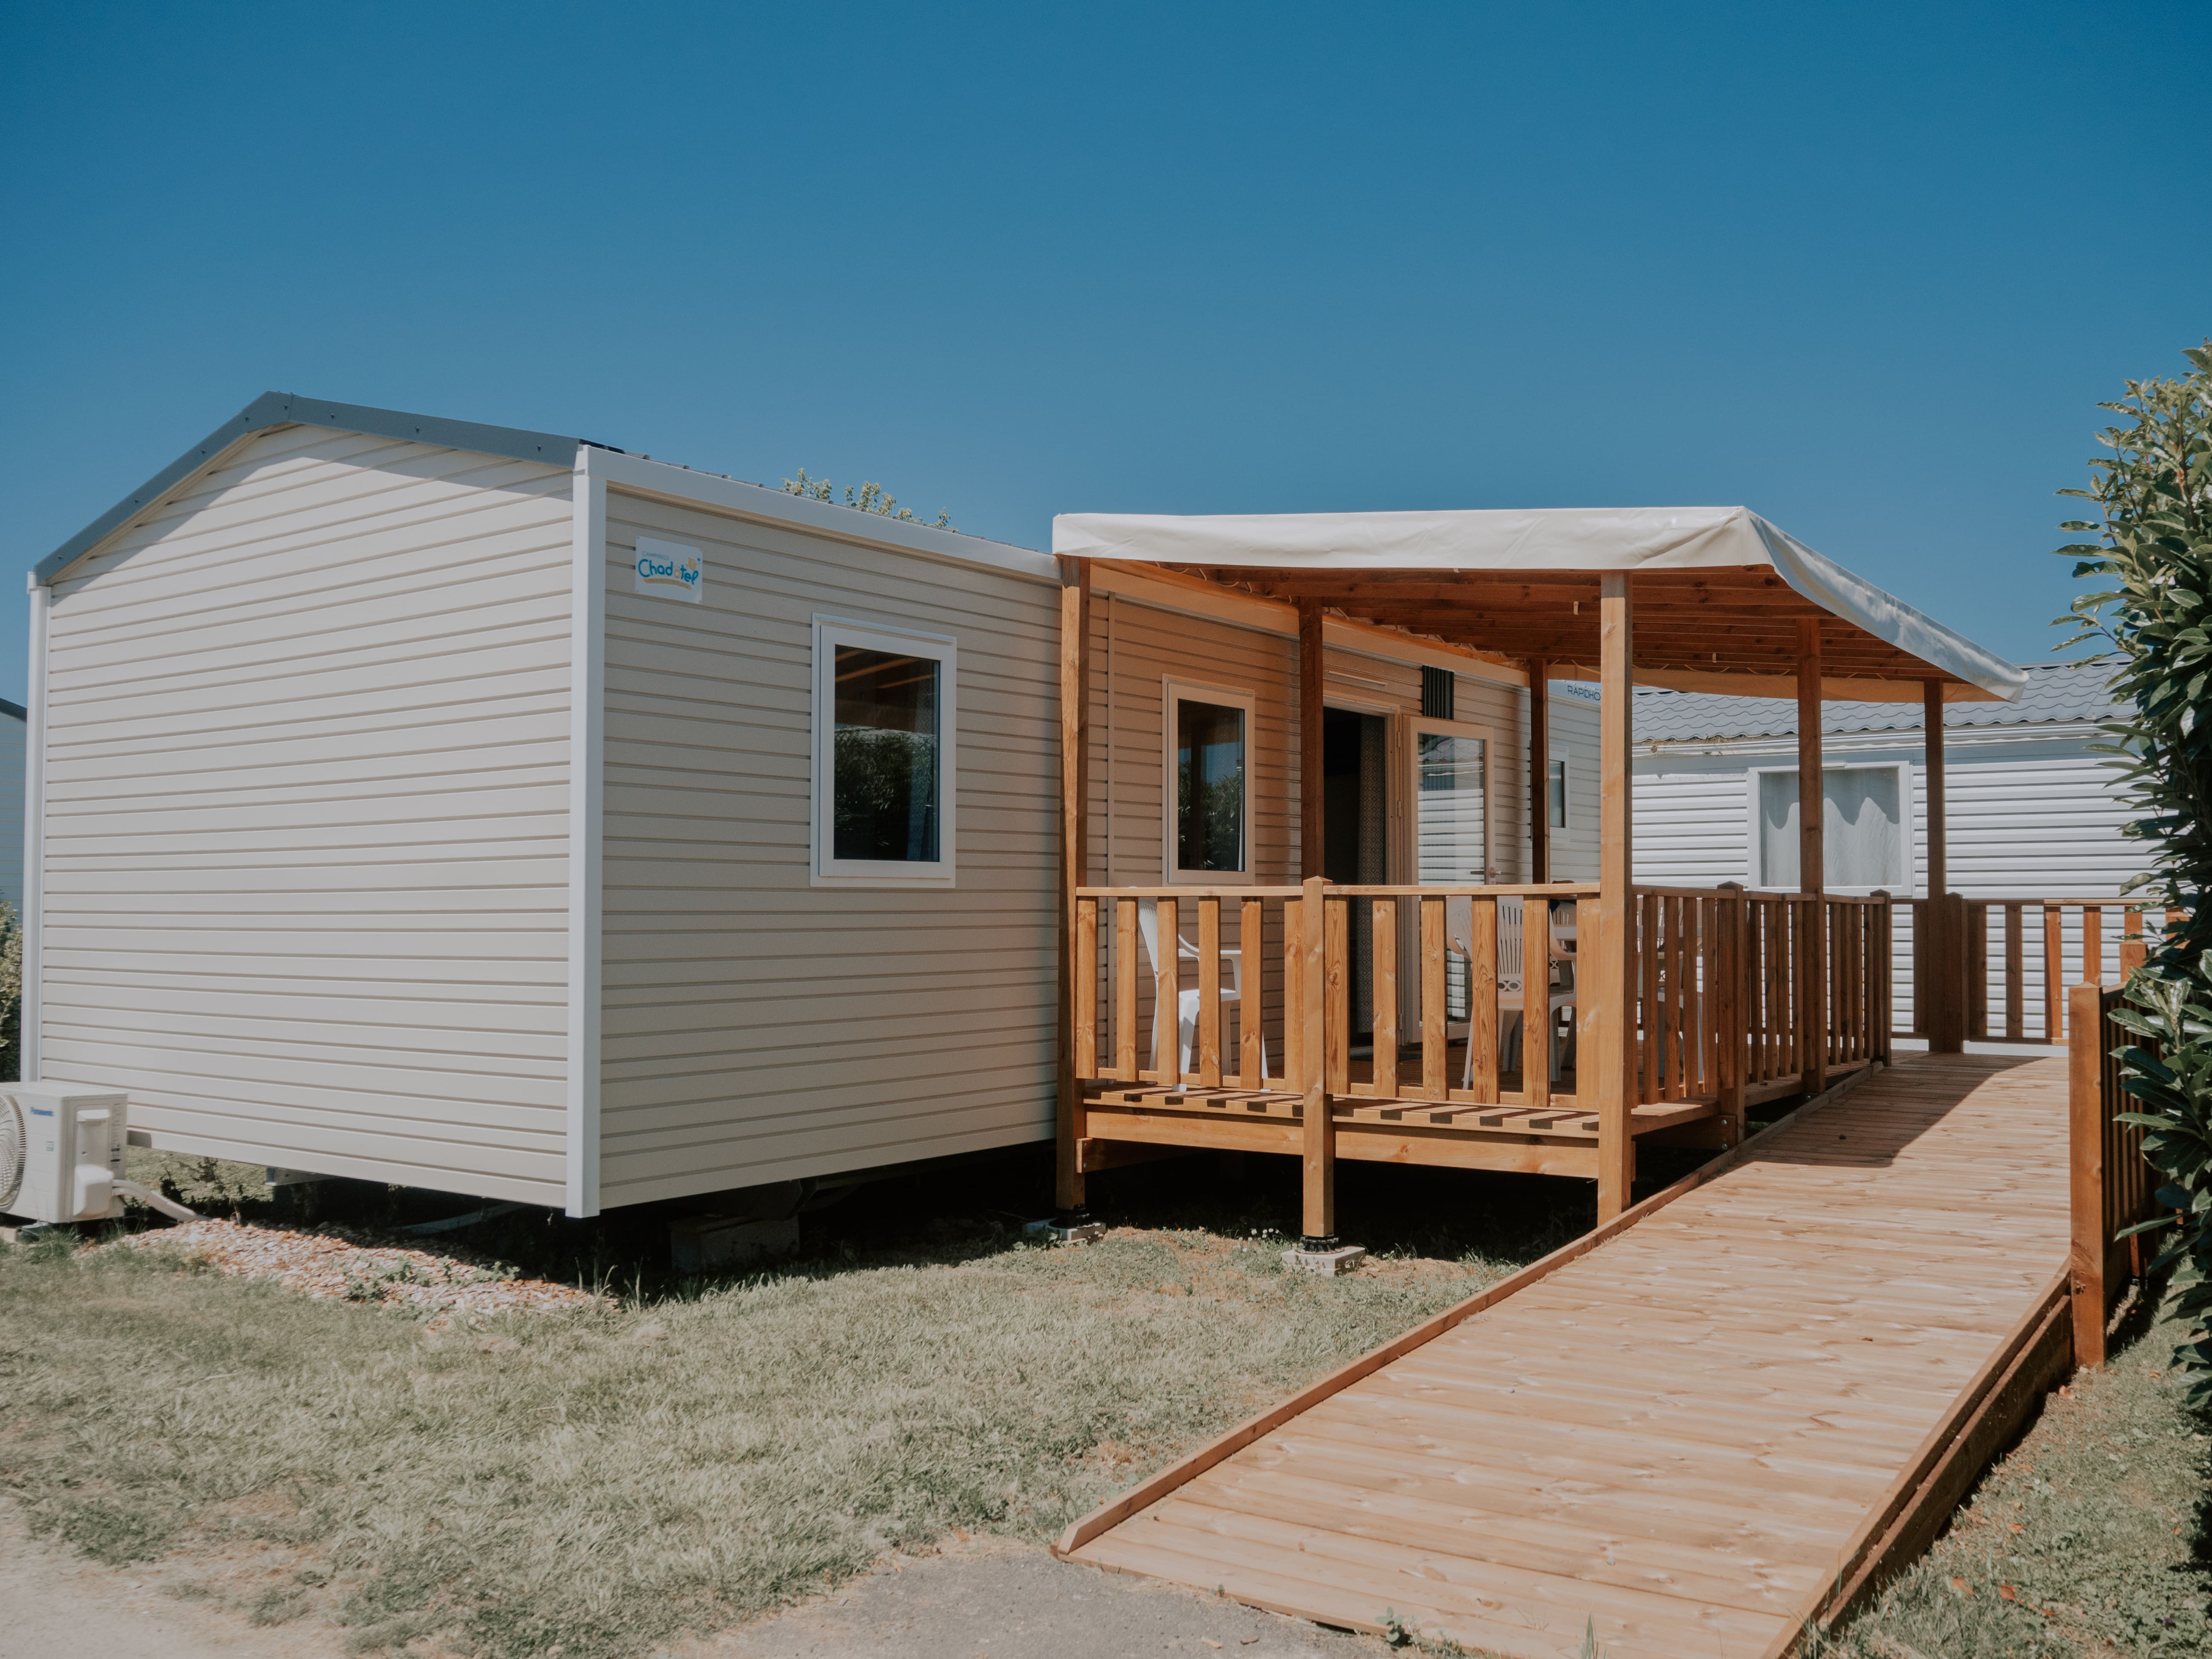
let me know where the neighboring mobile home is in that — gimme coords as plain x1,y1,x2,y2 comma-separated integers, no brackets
20,395,1602,1217
1630,660,2136,1037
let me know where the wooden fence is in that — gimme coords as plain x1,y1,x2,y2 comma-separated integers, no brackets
1071,882,1598,1106
1073,882,1889,1125
1907,896,2174,1045
2068,981,2160,1365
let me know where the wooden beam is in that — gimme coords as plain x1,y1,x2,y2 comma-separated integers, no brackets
1924,678,1948,899
1592,575,1635,1220
1798,620,1827,1095
1056,557,1092,1216
1924,679,1964,1054
1527,657,1550,883
1299,875,1335,1245
1298,600,1325,881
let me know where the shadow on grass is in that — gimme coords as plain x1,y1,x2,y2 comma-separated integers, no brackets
143,1138,1649,1305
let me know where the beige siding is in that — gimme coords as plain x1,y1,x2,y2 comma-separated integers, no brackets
597,491,1060,1207
1087,596,1534,884
37,426,575,1202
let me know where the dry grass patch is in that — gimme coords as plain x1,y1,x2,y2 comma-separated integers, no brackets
0,1218,1492,1658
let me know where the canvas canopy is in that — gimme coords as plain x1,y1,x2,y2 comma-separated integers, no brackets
1054,505,2024,704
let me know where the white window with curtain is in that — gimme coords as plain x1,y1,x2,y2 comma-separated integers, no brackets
1746,762,1912,893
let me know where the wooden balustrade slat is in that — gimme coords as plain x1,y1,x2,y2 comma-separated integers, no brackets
1420,897,1447,1101
2004,905,2024,1041
1471,897,1502,1105
1324,897,1350,1098
1284,897,1304,1086
1371,898,1398,1099
1075,897,1098,1078
1967,902,1989,1041
1639,891,1660,1105
1115,899,1138,1081
1154,897,1179,1083
2084,904,2104,986
1197,896,1222,1087
2043,904,2064,1042
1240,898,1265,1089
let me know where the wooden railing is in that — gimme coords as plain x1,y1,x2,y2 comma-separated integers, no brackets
2068,981,2160,1365
1074,882,1889,1127
1631,888,1889,1117
1071,882,1597,1106
1904,896,2175,1044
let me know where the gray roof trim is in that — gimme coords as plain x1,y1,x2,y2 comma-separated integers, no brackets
34,392,587,585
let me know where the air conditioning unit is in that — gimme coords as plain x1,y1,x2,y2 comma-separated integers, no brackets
0,1085,194,1227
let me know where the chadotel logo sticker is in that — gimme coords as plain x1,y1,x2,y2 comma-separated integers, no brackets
633,536,704,602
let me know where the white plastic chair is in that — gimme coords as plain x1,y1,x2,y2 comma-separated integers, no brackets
1456,898,1576,1086
1137,900,1266,1078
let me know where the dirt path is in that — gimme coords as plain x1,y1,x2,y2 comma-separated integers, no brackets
0,1508,350,1659
0,1511,1374,1659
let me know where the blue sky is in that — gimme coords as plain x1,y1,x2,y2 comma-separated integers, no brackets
4,2,2207,700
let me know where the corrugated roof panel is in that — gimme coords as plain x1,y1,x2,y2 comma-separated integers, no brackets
1633,658,2123,744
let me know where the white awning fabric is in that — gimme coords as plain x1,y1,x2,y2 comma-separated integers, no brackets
1054,505,2025,704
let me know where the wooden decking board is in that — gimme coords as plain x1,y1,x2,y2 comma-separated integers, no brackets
1241,1427,1871,1557
1062,1054,2071,1658
1172,1469,1830,1607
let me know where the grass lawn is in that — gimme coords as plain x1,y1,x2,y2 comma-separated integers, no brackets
0,1149,1589,1659
1810,1288,2212,1659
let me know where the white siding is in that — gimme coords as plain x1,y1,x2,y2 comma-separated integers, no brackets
36,426,576,1202
1633,731,2144,1038
0,709,25,913
595,492,1061,1208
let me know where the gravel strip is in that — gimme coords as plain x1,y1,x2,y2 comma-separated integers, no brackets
111,1218,608,1321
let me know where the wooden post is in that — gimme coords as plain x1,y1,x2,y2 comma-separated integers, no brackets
1924,679,1964,1054
1299,875,1335,1246
1055,557,1092,1218
1589,576,1636,1220
1716,882,1746,1147
1298,600,1326,881
2068,981,2108,1366
1797,620,1828,1095
1528,657,1550,883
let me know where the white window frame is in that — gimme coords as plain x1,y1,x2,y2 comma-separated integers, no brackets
1163,678,1256,885
1548,751,1570,831
1743,760,1914,895
812,615,957,888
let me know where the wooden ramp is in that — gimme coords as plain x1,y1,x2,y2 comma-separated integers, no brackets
1057,1054,2072,1659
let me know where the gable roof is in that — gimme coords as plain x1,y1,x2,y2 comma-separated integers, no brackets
36,392,592,586
1631,658,2123,745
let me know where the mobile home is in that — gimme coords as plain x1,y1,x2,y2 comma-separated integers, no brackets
23,394,1614,1218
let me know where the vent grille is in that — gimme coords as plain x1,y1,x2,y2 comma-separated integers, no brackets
1420,665,1455,720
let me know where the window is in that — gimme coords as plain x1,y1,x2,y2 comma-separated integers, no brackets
1163,681,1252,881
1547,757,1568,830
812,618,955,886
1749,763,1908,891
1414,724,1490,882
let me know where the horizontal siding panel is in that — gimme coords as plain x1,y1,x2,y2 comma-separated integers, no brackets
38,428,573,1193
594,490,1059,1207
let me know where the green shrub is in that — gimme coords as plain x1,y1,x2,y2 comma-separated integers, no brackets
2059,341,2212,1405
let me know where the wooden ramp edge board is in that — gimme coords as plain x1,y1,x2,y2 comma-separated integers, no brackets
1051,1061,1885,1561
1767,1267,2075,1659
